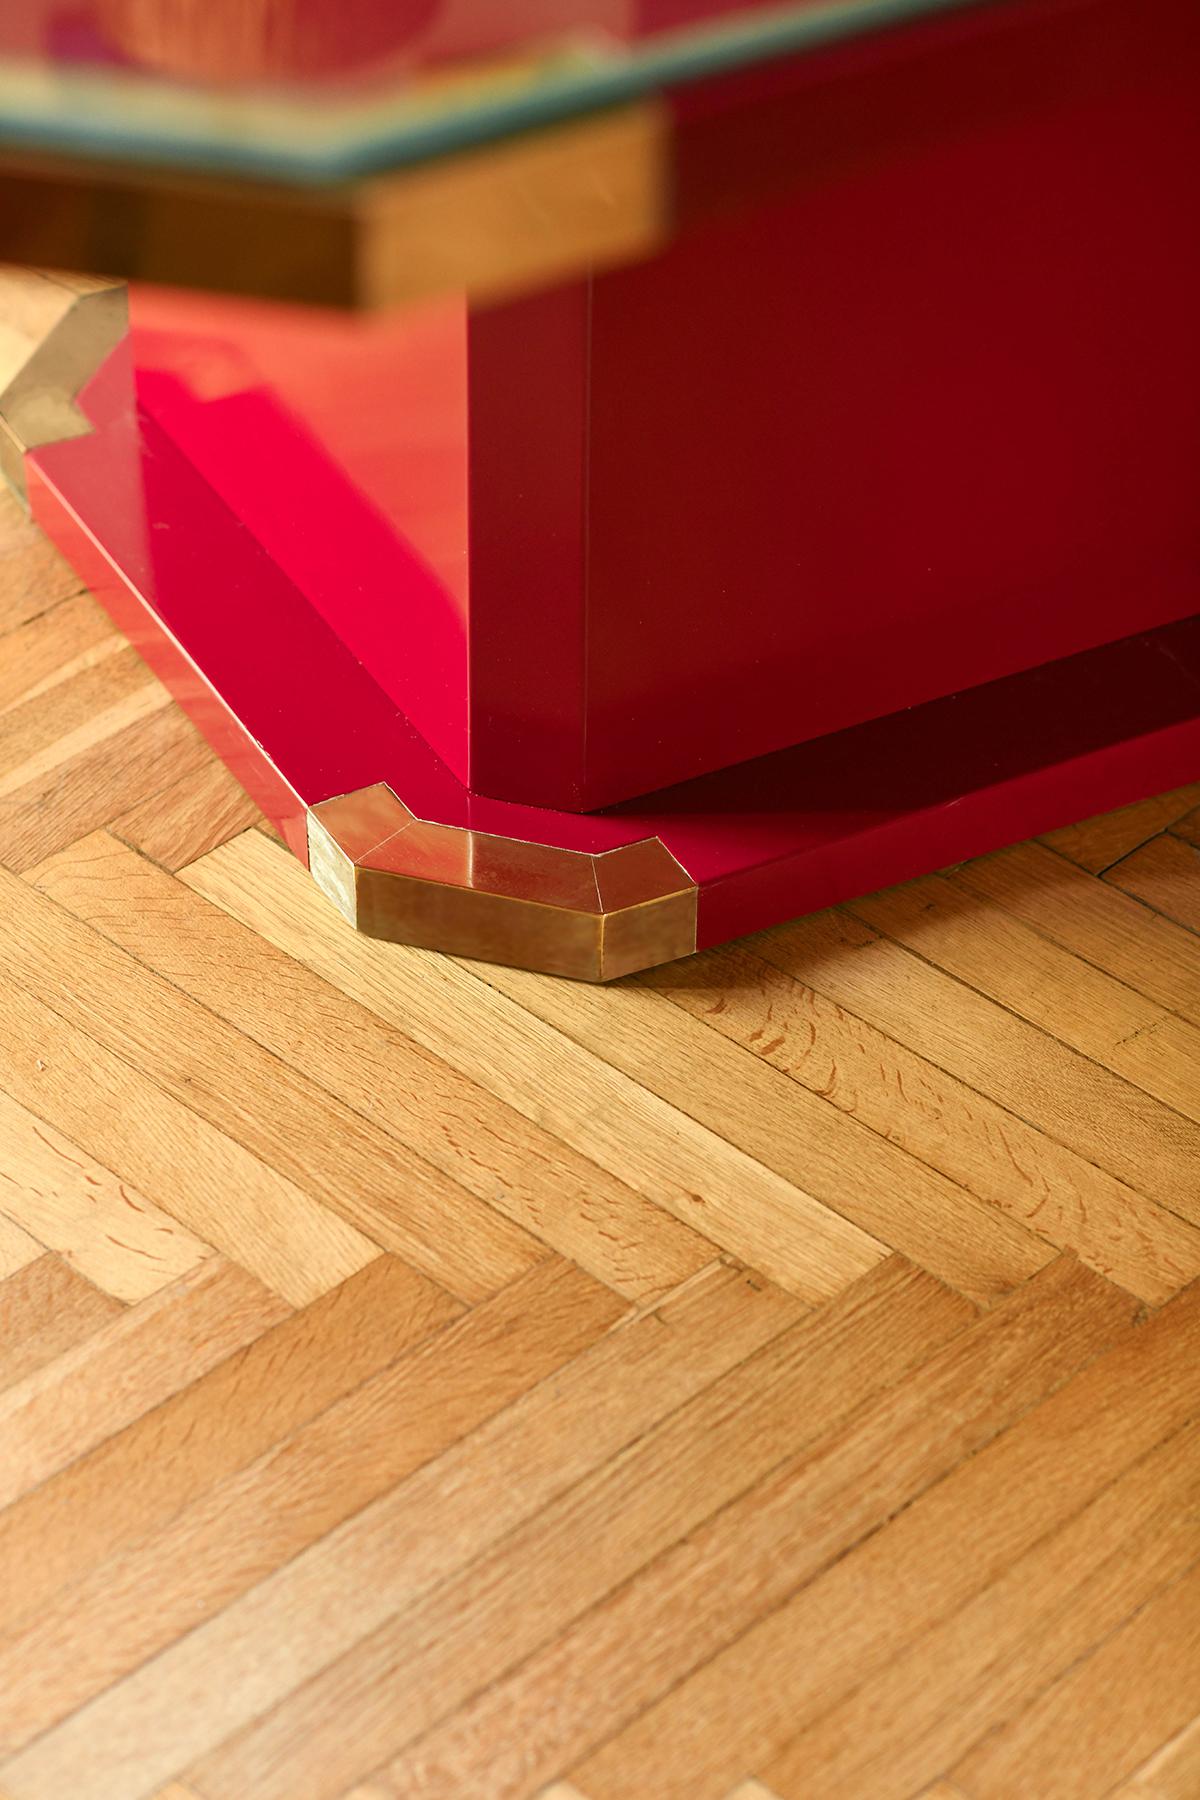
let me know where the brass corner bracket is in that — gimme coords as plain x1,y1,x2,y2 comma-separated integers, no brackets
0,266,128,503
307,782,698,981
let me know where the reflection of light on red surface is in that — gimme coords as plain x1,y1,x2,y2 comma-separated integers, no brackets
129,284,471,780
95,0,441,79
72,0,638,80
12,0,794,79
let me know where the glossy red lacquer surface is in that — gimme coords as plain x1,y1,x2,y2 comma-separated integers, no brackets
468,0,1200,810
29,362,1200,952
78,0,1200,822
127,286,471,785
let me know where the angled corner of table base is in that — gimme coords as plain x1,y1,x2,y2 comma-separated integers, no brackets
22,369,1200,984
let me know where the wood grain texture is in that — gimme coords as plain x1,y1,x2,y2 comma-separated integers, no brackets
646,941,1200,1304
953,1555,1200,1798
31,831,705,1305
0,1260,621,1756
0,1255,458,1652
23,1266,797,1800
411,1257,1132,1800
847,873,1200,1127
1105,832,1200,935
0,1088,213,1300
1,506,1198,1798
189,1260,967,1800
761,1417,1200,1797
0,695,211,871
111,753,264,871
0,1257,288,1509
1040,782,1200,873
0,1209,43,1280
0,591,121,719
0,490,82,634
467,954,1050,1306
1113,1713,1200,1799
184,835,885,1305
573,1271,1200,1799
0,1254,122,1391
757,907,1200,1222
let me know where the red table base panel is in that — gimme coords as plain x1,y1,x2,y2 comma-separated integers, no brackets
14,0,1200,979
25,332,1200,979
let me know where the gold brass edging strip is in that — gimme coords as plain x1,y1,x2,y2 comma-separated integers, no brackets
307,781,698,981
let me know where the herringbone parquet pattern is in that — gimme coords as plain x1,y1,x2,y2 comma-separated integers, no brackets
2,487,1200,1800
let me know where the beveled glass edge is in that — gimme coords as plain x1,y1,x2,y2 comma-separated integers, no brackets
0,0,998,184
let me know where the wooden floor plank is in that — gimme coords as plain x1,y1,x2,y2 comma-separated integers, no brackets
362,1259,1131,1800
756,908,1200,1222
30,832,711,1304
466,955,1051,1306
1105,833,1200,935
0,645,156,794
1039,783,1200,873
0,1088,213,1300
0,1254,123,1391
188,1260,970,1800
0,490,82,636
571,1268,1197,1800
952,1556,1200,1798
183,834,887,1304
761,1417,1200,1798
0,699,214,873
848,873,1200,1125
3,858,532,1304
0,1255,457,1652
950,839,1200,1027
0,1260,622,1756
0,966,380,1307
111,756,265,871
0,1265,800,1800
647,942,1200,1304
0,1257,288,1511
1111,1713,1200,1798
0,593,122,719
0,1210,42,1281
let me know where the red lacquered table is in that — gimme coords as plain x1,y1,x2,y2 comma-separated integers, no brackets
2,0,1198,979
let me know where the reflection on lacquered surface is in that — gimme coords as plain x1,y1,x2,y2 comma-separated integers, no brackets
5,0,835,75
128,283,471,782
0,0,985,178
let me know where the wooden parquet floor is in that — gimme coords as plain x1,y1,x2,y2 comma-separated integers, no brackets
2,486,1200,1800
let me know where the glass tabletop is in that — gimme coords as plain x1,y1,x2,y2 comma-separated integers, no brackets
0,0,990,182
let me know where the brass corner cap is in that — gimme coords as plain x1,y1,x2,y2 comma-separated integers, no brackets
307,781,697,981
0,266,128,503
